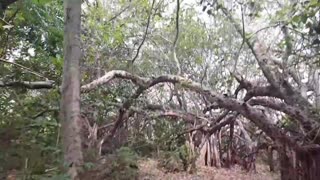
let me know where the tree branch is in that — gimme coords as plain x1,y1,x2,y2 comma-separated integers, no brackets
131,0,155,64
248,98,314,134
0,80,54,89
172,0,181,75
82,70,300,149
0,58,48,79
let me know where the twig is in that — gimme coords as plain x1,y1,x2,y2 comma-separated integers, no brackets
232,5,245,73
251,23,280,36
109,5,131,21
0,17,11,25
131,0,155,64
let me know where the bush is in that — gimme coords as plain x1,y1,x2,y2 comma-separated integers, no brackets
157,145,197,174
157,150,185,173
82,147,139,180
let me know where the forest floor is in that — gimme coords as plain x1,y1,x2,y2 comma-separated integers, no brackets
138,158,280,180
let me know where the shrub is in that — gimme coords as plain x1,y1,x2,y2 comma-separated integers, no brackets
82,147,139,180
157,145,197,173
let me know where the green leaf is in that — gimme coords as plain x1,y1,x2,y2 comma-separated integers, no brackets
301,14,308,23
195,57,203,65
310,0,319,6
291,15,300,23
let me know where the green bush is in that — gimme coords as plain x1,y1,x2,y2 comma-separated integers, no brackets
82,147,139,180
157,150,184,173
157,145,197,173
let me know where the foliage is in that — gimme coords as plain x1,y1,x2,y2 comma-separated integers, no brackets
1,0,320,178
0,0,63,178
157,144,197,173
82,147,139,180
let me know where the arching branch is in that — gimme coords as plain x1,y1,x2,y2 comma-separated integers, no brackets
82,70,300,150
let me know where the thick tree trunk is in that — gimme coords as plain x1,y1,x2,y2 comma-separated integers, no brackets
60,0,83,179
279,147,297,180
279,146,298,180
296,149,320,180
278,145,320,180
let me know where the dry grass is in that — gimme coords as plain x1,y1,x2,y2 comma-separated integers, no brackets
138,158,280,180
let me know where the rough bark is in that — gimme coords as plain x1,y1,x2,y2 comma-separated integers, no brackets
60,0,83,179
279,148,320,180
279,146,298,180
210,134,221,168
237,120,256,172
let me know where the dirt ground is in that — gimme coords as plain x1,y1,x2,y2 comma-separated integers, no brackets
138,159,280,180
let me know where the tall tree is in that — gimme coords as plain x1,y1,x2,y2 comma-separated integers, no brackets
61,0,83,179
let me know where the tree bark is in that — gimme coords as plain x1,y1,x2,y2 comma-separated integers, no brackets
227,122,234,168
267,146,274,172
279,146,298,180
60,0,83,179
211,134,221,168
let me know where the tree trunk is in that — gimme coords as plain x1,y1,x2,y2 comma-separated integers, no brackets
211,134,221,168
226,122,234,168
267,146,274,172
279,146,298,180
204,139,210,166
60,0,83,179
296,149,320,180
217,131,223,164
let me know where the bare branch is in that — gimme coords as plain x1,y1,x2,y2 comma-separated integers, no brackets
248,98,314,133
109,5,131,22
131,0,155,64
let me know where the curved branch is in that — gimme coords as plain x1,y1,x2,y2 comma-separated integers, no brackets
248,98,314,133
131,0,155,64
83,70,300,149
219,3,314,113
